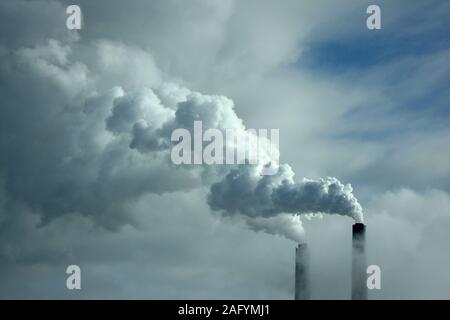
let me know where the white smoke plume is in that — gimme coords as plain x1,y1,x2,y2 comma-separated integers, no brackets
0,39,363,241
208,165,364,223
245,214,305,243
104,80,364,240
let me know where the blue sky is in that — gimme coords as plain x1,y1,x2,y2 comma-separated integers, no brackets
289,3,450,197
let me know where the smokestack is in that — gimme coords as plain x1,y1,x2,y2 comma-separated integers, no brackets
352,223,367,300
294,242,310,300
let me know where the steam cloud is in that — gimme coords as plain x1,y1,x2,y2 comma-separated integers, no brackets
207,165,363,242
245,214,305,243
104,75,364,241
0,39,363,241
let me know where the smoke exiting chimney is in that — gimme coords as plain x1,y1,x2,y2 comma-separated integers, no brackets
294,243,310,299
352,223,367,300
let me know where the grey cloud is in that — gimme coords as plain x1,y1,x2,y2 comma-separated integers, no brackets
0,0,75,49
0,39,199,229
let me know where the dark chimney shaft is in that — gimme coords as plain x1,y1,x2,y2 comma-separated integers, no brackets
352,223,367,300
295,243,310,300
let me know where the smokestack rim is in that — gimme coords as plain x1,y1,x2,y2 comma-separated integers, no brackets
352,223,366,233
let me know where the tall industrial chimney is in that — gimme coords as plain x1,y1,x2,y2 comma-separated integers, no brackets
294,242,310,300
352,223,367,300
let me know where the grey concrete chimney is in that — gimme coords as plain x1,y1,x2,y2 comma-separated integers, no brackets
294,243,310,300
352,223,367,300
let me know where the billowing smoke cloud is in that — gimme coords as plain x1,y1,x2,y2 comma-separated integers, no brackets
245,214,305,243
208,166,363,224
207,163,363,241
273,176,363,223
101,75,364,239
102,68,364,240
0,37,363,241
